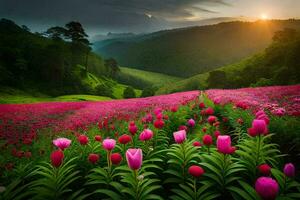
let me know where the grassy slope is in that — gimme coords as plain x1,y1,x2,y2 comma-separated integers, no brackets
156,56,254,94
0,87,112,104
119,67,182,87
79,65,141,99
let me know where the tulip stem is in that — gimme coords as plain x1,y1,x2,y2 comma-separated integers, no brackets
107,150,112,173
256,135,261,167
193,178,197,200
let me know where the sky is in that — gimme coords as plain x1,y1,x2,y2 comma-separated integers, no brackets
1,0,300,37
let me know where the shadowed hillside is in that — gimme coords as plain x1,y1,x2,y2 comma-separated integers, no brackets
96,19,300,77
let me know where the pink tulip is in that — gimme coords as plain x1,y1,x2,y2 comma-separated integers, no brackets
102,139,116,151
217,135,235,154
126,148,143,170
53,138,71,150
173,130,186,144
252,119,268,135
187,119,195,127
139,129,153,141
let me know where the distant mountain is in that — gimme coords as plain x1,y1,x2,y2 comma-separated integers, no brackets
91,32,136,42
95,19,300,77
156,28,300,94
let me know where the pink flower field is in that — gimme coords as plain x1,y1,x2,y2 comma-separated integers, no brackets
0,86,300,200
0,91,199,141
206,85,300,116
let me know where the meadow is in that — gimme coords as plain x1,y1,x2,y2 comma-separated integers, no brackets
0,85,299,200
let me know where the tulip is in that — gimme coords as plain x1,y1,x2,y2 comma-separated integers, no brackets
217,135,231,153
193,141,201,147
53,138,71,150
118,134,132,144
255,177,279,200
171,106,178,112
173,130,186,144
214,130,221,138
205,107,214,115
202,134,212,146
199,102,205,109
154,119,164,129
188,165,205,178
78,135,89,145
128,123,138,135
94,135,102,142
187,119,195,127
258,164,271,176
139,129,153,141
126,148,143,170
207,116,217,125
102,139,116,151
50,150,64,168
88,154,99,164
283,163,295,178
111,153,122,165
178,125,188,131
251,119,268,136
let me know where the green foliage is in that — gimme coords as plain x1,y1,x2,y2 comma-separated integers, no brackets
165,141,200,184
95,83,114,98
200,151,245,198
123,86,136,98
236,134,282,181
141,87,156,97
29,157,86,200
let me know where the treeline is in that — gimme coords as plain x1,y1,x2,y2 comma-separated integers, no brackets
0,19,121,96
207,28,300,89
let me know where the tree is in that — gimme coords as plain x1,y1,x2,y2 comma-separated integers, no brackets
123,86,136,98
105,58,120,78
65,21,91,72
141,87,156,97
44,26,67,40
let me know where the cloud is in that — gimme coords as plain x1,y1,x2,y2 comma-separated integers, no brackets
0,0,230,34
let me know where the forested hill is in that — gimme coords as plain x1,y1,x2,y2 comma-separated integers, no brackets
0,19,113,96
95,19,300,77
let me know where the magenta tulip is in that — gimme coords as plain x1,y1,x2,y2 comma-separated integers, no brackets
102,139,116,151
255,177,279,200
139,129,153,141
126,148,143,170
53,138,71,150
187,119,195,127
250,119,268,136
173,130,186,144
283,163,295,177
217,135,235,154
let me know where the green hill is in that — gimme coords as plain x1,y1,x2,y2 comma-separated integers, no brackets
0,18,141,100
95,19,300,77
157,28,300,94
116,67,182,89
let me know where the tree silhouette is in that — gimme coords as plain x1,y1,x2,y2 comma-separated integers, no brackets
105,58,120,78
65,21,91,72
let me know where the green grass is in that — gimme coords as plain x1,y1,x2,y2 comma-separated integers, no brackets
0,87,112,104
120,67,182,87
80,66,142,99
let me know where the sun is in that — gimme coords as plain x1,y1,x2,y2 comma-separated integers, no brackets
260,13,269,20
